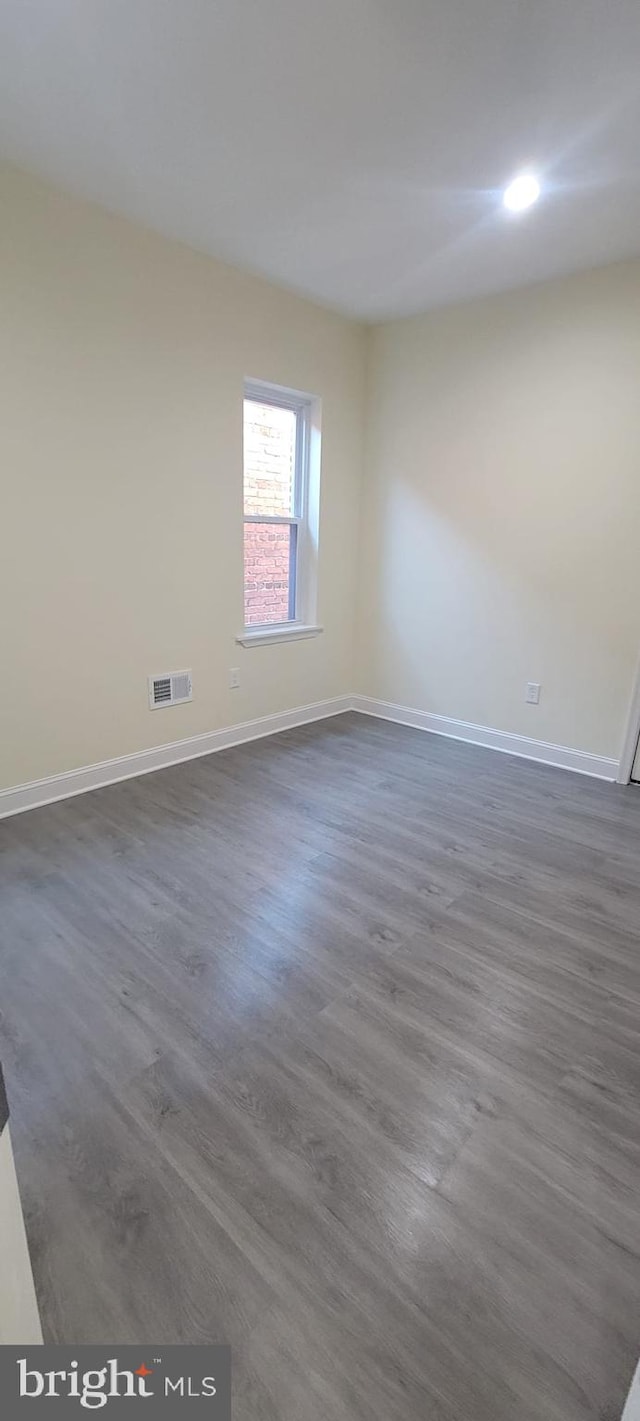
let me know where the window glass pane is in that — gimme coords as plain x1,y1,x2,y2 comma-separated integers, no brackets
244,521,297,626
243,399,296,516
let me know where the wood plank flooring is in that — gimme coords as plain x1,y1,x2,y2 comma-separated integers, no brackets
1,712,639,1419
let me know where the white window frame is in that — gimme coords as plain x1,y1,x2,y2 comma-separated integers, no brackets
238,379,323,647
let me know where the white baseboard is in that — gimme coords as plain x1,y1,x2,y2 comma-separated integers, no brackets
351,696,619,781
0,691,620,818
0,696,352,819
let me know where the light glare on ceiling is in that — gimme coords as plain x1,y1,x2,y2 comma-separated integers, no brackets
503,173,541,212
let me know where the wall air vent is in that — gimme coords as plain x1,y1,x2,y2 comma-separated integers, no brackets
148,670,193,709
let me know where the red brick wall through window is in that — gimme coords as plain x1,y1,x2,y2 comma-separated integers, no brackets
243,521,292,625
243,399,296,625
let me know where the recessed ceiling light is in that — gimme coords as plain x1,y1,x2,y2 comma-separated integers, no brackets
503,173,540,212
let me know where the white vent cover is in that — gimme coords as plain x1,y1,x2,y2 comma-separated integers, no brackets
148,670,193,709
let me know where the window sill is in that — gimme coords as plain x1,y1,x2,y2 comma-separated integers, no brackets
236,624,323,648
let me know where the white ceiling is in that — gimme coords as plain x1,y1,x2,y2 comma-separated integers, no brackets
1,0,640,320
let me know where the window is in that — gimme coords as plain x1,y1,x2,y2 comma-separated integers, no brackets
241,380,320,641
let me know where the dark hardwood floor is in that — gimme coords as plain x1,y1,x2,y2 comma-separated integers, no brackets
1,712,639,1419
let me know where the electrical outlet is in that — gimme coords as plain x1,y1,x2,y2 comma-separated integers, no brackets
229,667,240,690
525,682,541,705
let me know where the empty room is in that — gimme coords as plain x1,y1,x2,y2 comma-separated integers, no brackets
1,2,640,1417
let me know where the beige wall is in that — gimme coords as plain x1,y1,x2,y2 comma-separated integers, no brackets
0,165,365,789
358,263,640,760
